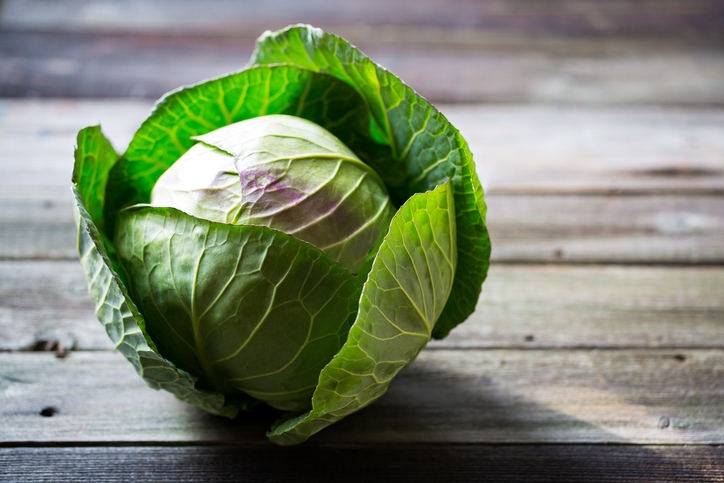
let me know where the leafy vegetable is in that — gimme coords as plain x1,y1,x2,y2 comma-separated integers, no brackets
72,24,490,445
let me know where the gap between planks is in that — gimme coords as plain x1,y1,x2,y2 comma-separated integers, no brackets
2,101,724,193
1,349,722,445
3,0,724,105
2,29,723,105
2,261,723,351
2,191,723,263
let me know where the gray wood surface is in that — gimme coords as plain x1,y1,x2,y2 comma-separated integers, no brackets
3,101,724,194
2,3,723,477
2,261,723,351
2,445,723,483
5,0,724,35
2,349,722,444
4,189,724,263
3,30,723,104
3,0,723,104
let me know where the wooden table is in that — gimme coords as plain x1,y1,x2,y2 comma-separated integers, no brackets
1,2,723,481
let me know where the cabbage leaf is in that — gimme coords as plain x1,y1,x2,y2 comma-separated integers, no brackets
251,25,491,339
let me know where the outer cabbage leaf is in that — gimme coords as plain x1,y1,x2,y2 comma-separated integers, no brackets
251,25,491,339
115,205,363,412
72,125,117,233
73,126,255,417
103,64,397,236
268,180,457,445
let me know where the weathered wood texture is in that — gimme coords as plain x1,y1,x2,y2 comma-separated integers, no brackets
4,189,723,262
450,105,724,194
3,0,723,103
3,30,723,104
3,101,724,194
2,349,722,444
1,0,723,472
4,0,724,35
1,445,722,483
2,261,723,351
487,195,724,263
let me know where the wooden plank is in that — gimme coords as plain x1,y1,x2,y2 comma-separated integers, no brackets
2,262,723,351
448,105,724,194
0,189,78,261
0,261,101,351
4,0,724,36
2,100,723,193
486,194,724,263
3,189,723,262
1,349,722,444
2,30,723,104
434,264,724,349
1,445,722,483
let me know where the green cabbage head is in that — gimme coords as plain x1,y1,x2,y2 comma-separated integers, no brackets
71,24,491,445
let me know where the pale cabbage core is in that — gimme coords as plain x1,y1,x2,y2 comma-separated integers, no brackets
151,115,395,275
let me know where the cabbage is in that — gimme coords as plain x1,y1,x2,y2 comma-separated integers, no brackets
72,24,491,445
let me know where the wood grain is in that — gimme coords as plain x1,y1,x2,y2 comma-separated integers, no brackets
2,262,723,351
487,194,724,263
447,105,724,194
3,188,723,262
2,100,723,194
0,189,77,261
3,30,723,104
2,3,723,478
1,445,722,483
1,349,722,444
4,0,724,36
434,264,724,349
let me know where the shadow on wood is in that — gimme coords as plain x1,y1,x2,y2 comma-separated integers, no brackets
2,445,723,482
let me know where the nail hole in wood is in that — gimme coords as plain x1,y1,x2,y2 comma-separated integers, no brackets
40,407,58,417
